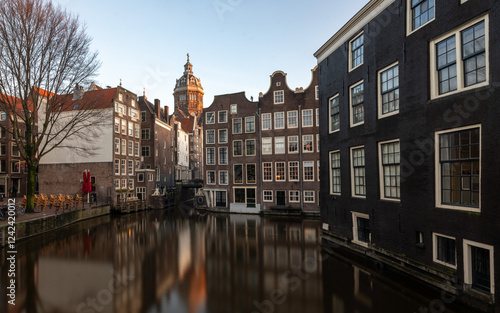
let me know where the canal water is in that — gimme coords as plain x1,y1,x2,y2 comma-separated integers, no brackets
0,209,473,313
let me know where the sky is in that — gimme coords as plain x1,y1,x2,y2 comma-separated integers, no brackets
54,0,369,110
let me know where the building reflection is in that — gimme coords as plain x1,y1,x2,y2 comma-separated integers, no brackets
205,215,323,313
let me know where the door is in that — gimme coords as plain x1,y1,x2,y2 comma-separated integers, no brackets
471,246,491,293
276,191,286,206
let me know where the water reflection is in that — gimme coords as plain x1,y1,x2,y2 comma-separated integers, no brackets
0,211,472,313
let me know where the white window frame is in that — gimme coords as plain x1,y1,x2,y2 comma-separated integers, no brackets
289,190,300,203
233,140,243,157
432,233,457,269
349,32,364,72
329,150,341,195
245,116,255,133
315,85,319,100
274,90,284,104
206,171,216,185
206,147,216,165
288,161,299,182
303,161,315,181
288,136,298,154
378,61,400,119
352,211,370,248
219,171,228,185
262,162,273,182
275,162,286,182
218,110,228,123
206,112,215,124
263,190,273,202
218,147,228,165
329,94,340,133
302,135,314,153
463,239,495,294
230,104,237,114
262,113,272,130
350,80,364,127
287,111,298,128
206,129,215,144
302,109,313,127
434,124,481,212
378,139,401,202
246,139,256,156
232,118,242,134
274,112,285,129
218,129,228,144
429,15,489,100
274,137,285,154
304,190,315,203
262,137,272,155
406,0,435,36
351,145,366,199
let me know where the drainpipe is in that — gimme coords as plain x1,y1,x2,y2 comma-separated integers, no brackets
298,105,303,212
256,108,262,210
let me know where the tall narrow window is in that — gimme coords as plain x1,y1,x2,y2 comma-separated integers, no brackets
233,140,243,156
352,147,366,197
275,112,284,129
289,161,299,181
246,139,256,156
303,161,314,181
351,82,364,126
380,140,400,200
350,33,364,70
218,129,227,143
275,137,285,154
206,130,215,144
276,162,285,181
303,135,314,152
219,147,228,165
234,164,243,184
437,36,457,95
411,0,435,31
262,113,272,130
245,116,255,133
462,21,486,87
330,151,341,194
233,118,242,134
379,64,400,116
218,110,228,123
262,138,272,155
288,136,298,153
302,109,313,127
274,90,284,104
247,164,256,184
287,111,298,128
263,162,273,181
206,148,215,165
329,95,340,132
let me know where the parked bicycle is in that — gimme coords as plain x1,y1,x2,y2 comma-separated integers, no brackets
0,204,25,220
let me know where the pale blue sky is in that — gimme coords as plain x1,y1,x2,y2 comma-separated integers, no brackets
55,0,368,110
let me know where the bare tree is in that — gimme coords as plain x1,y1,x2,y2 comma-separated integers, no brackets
0,0,102,212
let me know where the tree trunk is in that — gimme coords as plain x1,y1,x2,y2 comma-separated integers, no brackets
25,164,36,213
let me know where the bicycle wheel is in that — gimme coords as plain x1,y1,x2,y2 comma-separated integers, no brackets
16,205,25,215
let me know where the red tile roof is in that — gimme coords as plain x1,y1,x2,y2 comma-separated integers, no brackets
49,88,117,111
176,117,196,133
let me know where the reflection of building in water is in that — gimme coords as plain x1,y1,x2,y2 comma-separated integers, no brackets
205,215,322,312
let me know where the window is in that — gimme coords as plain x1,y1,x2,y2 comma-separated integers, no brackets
330,151,341,194
114,160,120,175
350,81,364,126
351,147,366,197
302,109,313,127
303,161,314,181
246,139,256,156
121,120,126,134
379,140,400,200
134,142,139,156
263,190,273,202
114,138,120,154
121,160,126,175
433,233,456,268
276,162,285,181
11,144,19,157
134,124,139,138
219,171,228,185
316,108,319,127
275,137,285,154
137,173,144,182
287,111,298,128
303,135,314,152
274,112,284,129
206,112,215,124
263,162,273,181
206,130,215,144
230,104,237,114
379,63,399,117
128,123,133,136
436,126,480,211
352,212,370,247
317,134,320,152
128,141,133,156
463,240,494,294
234,188,256,208
234,164,243,184
262,113,272,130
430,17,488,99
288,136,298,153
245,116,255,133
121,139,126,156
206,147,215,165
128,160,134,175
218,110,228,123
141,111,146,122
289,191,300,203
219,147,228,165
205,171,215,184
304,191,315,203
141,128,150,140
218,129,228,143
247,164,256,184
233,118,242,134
233,140,243,157
262,137,272,155
115,119,120,133
0,144,5,156
289,162,299,181
142,146,150,157
350,33,364,70
274,90,284,104
216,191,227,207
409,0,434,32
315,85,319,100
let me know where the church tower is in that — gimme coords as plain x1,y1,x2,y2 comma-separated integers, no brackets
173,54,204,117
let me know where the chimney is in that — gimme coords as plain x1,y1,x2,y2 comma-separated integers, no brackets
72,84,84,101
154,99,161,117
164,106,169,122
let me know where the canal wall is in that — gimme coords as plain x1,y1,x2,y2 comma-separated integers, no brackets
0,206,111,247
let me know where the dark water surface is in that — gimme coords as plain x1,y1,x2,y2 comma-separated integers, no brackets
0,210,472,313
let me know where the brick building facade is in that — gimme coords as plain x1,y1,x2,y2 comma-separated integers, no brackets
316,0,500,309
